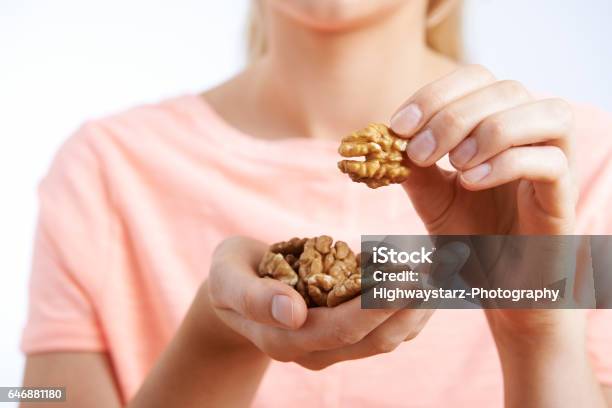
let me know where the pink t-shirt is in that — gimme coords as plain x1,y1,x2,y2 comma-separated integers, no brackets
22,95,612,406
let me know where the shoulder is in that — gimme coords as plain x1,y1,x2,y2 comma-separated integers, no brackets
40,95,215,220
45,94,220,187
37,95,216,277
61,95,211,157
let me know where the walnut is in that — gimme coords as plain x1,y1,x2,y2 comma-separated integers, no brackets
338,123,410,189
257,237,305,286
259,236,361,307
327,271,361,307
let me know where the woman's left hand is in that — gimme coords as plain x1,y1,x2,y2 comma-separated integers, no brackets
391,64,577,236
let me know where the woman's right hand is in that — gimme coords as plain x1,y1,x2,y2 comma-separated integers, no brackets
204,236,468,370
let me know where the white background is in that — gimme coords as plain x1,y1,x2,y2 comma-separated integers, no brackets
1,0,611,396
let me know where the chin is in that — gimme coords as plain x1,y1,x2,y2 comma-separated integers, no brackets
267,0,410,32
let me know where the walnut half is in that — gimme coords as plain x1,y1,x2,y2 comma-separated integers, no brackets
257,237,305,286
337,123,410,189
258,236,361,307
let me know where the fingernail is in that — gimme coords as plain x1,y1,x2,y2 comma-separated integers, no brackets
407,129,436,163
462,163,491,183
271,295,294,327
391,104,422,136
450,138,477,168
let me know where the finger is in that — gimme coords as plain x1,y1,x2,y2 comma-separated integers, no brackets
406,80,532,167
459,146,568,187
308,241,470,354
285,297,399,351
401,162,456,225
450,98,574,170
211,308,309,363
425,241,471,289
297,242,472,368
390,64,496,137
209,237,308,329
228,297,400,361
459,146,574,218
246,243,469,362
296,309,434,370
569,236,596,307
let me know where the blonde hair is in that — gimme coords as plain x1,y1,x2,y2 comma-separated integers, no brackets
247,0,463,62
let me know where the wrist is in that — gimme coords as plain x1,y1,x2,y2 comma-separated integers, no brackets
488,311,604,408
190,281,263,356
496,335,598,408
487,310,586,362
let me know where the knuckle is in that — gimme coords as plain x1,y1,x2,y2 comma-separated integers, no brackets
465,64,495,82
223,235,244,247
546,98,574,130
436,108,466,134
211,236,244,265
261,338,300,363
496,80,530,100
268,350,295,363
257,335,275,355
213,236,236,255
211,239,227,257
332,323,363,346
371,336,400,354
207,282,223,307
298,358,331,371
207,275,228,309
415,84,446,111
550,146,569,173
239,287,258,321
481,116,506,144
501,153,521,175
404,330,420,341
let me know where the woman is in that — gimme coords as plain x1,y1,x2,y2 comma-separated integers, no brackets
21,0,612,407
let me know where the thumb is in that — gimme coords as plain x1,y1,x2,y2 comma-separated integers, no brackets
402,162,455,225
210,237,308,330
239,277,309,330
426,241,471,287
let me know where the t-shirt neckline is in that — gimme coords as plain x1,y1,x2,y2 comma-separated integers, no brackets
183,93,341,150
172,93,348,172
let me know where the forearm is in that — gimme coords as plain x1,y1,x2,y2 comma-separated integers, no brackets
128,282,270,408
494,319,606,408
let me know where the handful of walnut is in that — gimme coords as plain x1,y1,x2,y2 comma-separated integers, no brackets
258,236,361,307
337,123,410,188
